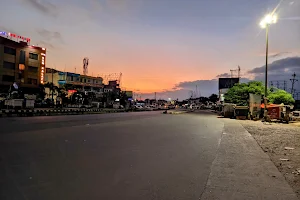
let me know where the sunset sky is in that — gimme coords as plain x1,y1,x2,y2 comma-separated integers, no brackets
0,0,299,100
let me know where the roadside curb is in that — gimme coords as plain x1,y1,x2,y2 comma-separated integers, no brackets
0,108,126,117
200,118,298,200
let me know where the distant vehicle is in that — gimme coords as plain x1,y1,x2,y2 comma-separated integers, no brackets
135,105,144,110
144,105,153,111
291,111,300,121
158,104,167,110
168,105,175,109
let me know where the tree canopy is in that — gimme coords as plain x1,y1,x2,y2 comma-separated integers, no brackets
224,81,265,106
224,81,295,106
268,89,295,105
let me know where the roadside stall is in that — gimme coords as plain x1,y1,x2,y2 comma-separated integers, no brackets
234,106,249,120
265,104,292,123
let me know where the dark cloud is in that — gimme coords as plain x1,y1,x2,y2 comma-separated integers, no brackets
216,73,231,78
248,57,300,74
248,57,300,97
36,29,63,42
23,0,58,16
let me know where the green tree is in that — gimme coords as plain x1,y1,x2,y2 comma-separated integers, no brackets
224,81,265,106
224,81,295,106
268,89,295,105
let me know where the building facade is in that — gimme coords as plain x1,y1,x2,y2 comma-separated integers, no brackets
44,68,104,93
0,35,46,93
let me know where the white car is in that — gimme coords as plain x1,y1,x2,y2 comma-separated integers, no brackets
135,105,144,110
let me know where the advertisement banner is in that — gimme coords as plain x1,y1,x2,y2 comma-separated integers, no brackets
218,78,239,90
249,93,261,116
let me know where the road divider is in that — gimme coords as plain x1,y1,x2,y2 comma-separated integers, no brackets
0,108,128,117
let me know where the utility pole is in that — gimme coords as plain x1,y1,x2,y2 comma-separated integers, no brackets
155,92,157,102
283,80,287,91
290,72,298,97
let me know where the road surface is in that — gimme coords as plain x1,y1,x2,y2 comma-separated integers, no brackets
0,111,224,200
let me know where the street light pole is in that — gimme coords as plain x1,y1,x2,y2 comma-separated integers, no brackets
259,13,277,117
264,24,269,113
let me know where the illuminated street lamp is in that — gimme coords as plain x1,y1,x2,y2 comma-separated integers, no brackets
259,13,277,116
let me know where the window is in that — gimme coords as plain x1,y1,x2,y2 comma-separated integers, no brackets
59,75,65,80
19,50,26,64
3,61,15,70
4,46,16,55
2,75,15,82
29,53,38,60
28,66,38,73
28,78,38,85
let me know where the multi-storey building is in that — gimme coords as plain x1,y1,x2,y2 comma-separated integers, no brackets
44,68,104,93
0,32,46,94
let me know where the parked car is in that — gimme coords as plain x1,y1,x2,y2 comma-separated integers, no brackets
144,105,153,111
135,105,144,110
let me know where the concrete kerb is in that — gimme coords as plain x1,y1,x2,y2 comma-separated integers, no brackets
200,118,298,200
0,108,137,117
0,108,120,117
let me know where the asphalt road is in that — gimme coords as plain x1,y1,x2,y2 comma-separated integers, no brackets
0,111,224,200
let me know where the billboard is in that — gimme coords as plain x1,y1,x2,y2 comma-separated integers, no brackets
218,78,239,90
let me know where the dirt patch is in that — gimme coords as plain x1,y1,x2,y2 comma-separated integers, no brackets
240,120,300,198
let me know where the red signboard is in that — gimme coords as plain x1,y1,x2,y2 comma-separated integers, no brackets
68,90,77,93
268,107,280,119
